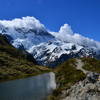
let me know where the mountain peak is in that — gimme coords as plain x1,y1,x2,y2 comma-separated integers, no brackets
0,16,100,67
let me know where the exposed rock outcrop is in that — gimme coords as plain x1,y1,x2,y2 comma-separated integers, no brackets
62,72,100,100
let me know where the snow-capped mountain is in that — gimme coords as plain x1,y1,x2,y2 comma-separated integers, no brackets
28,41,99,66
0,16,100,67
0,17,54,50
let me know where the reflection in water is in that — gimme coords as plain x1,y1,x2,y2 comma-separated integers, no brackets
0,72,56,100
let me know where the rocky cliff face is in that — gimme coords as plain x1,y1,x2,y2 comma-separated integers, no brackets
62,72,100,100
47,58,100,100
59,59,100,100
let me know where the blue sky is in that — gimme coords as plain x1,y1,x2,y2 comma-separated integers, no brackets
0,0,100,41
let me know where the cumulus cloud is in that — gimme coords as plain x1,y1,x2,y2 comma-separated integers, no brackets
50,24,100,50
0,16,46,31
59,24,73,35
0,16,100,51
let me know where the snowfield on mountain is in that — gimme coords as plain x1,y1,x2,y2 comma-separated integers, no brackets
0,16,100,66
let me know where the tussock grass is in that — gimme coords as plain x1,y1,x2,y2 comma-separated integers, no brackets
48,59,86,100
0,34,51,82
82,57,100,73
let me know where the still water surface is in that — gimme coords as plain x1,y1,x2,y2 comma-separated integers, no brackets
0,72,56,100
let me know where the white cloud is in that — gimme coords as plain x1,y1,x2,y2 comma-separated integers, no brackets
50,24,100,50
59,24,73,35
0,16,100,51
0,16,46,31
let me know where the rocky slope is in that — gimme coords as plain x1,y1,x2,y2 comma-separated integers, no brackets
63,72,100,100
62,58,100,100
0,17,100,67
48,58,100,100
0,34,50,82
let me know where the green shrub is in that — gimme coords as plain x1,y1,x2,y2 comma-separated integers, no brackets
82,58,100,73
49,59,86,99
0,35,51,82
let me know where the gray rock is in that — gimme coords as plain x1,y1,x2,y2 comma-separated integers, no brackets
62,73,100,100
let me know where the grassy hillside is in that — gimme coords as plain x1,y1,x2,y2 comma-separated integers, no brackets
48,59,86,100
1,34,100,99
0,34,51,82
82,57,100,73
48,58,100,100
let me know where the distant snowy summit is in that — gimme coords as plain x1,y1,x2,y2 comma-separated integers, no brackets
0,17,54,48
0,16,100,67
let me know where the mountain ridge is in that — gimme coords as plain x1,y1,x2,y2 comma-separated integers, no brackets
0,34,50,82
0,16,100,67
